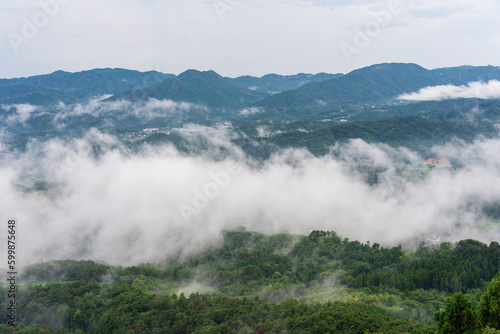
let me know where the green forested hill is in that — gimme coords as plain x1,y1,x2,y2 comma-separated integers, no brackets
344,98,500,122
2,229,500,333
432,65,500,85
2,63,500,115
254,63,500,114
273,115,490,147
232,72,343,93
254,63,447,110
125,113,495,160
0,84,78,106
0,68,172,105
231,114,496,158
107,69,267,109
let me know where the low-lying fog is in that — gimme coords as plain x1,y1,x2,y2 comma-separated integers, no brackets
2,127,500,266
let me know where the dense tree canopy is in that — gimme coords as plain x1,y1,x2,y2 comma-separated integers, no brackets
1,230,499,333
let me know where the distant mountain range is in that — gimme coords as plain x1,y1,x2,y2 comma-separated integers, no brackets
106,69,267,109
232,72,343,93
255,64,500,110
2,62,500,154
255,63,444,109
434,65,500,84
0,68,173,105
0,68,342,107
2,63,499,112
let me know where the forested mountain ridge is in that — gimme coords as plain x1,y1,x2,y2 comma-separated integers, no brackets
232,72,343,93
254,63,448,110
0,68,340,108
1,229,500,333
0,68,173,105
432,65,500,85
255,114,496,156
2,63,500,110
107,69,267,109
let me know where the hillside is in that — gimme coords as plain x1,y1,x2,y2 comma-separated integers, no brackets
254,63,447,110
2,63,500,158
231,114,496,159
0,84,78,105
232,72,343,93
0,68,173,105
2,63,500,113
1,230,500,333
108,69,267,109
348,98,500,122
433,65,500,85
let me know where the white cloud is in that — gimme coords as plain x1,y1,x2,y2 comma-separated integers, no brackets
398,80,500,101
52,97,205,124
256,126,283,138
239,107,263,116
3,132,500,266
2,103,38,124
130,98,199,114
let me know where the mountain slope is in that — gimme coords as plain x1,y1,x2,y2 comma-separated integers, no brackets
255,63,447,110
433,65,500,85
108,69,267,109
246,115,495,157
0,68,173,104
0,84,78,106
232,72,343,93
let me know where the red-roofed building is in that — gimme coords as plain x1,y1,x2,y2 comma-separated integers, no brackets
425,158,453,169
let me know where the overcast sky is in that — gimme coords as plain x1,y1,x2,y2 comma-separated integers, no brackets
1,0,499,79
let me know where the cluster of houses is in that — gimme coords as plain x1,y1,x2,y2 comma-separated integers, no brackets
424,158,453,169
143,128,160,134
122,123,232,142
320,118,348,123
123,128,169,143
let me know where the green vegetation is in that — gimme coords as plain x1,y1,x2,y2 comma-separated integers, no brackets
107,69,267,109
255,63,446,110
3,63,500,159
434,292,479,334
3,63,500,332
233,72,342,93
479,274,500,329
434,65,500,85
232,114,496,158
2,230,500,333
0,68,172,105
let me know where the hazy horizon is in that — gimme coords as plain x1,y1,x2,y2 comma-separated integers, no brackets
2,61,500,81
1,0,499,79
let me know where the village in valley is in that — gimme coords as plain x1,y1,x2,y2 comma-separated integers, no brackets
424,158,453,169
121,128,168,142
120,124,217,143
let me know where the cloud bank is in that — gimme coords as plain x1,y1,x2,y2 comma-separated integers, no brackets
1,104,39,125
398,80,500,101
1,131,500,267
53,97,205,122
0,98,207,134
